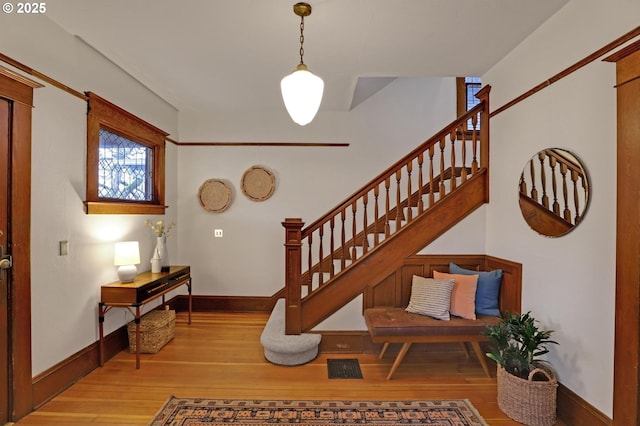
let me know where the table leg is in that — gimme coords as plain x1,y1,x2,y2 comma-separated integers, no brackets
187,278,192,324
135,305,141,369
98,303,105,367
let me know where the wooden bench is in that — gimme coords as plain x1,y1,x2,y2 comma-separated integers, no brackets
364,307,502,380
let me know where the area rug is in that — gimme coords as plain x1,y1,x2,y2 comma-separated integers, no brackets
149,398,488,425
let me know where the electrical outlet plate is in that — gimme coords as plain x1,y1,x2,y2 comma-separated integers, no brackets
214,229,223,238
59,240,69,256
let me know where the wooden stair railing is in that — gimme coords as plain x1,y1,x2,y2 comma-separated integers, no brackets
283,85,491,334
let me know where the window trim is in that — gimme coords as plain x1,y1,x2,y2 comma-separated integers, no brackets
85,92,168,214
456,77,467,118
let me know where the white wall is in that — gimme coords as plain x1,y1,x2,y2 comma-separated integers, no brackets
0,14,179,376
177,77,486,330
483,0,640,416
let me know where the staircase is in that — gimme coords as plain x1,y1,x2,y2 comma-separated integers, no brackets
282,85,492,335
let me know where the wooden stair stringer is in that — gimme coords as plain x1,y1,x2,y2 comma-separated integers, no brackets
298,170,488,331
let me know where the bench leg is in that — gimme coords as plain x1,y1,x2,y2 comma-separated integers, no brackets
460,342,470,358
386,342,412,380
470,341,492,378
379,342,390,359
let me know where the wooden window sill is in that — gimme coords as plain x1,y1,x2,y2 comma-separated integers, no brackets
84,201,167,215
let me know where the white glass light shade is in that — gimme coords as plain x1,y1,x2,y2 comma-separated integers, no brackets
281,64,324,126
114,241,140,282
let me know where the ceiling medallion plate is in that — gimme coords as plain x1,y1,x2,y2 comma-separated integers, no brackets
293,2,312,17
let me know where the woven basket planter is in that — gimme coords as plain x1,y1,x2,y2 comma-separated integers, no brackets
497,364,558,426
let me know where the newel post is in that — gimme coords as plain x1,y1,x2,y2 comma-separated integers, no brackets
475,84,491,202
282,218,304,335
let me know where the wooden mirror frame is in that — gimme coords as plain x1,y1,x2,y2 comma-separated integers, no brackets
518,148,590,237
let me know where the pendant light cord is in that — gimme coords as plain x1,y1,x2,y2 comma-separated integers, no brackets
299,15,305,65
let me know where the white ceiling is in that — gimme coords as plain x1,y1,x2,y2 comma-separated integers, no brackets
45,0,569,114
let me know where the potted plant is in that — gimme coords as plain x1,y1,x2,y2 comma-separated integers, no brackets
484,311,559,426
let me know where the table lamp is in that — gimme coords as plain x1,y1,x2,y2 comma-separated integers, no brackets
114,241,140,282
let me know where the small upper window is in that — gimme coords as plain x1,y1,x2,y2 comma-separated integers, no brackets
85,92,168,214
456,77,482,131
464,77,482,112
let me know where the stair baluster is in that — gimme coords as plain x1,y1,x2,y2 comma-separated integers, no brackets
471,115,479,173
450,130,457,191
329,217,335,278
439,139,446,196
428,146,435,207
384,178,391,237
373,185,380,246
460,124,468,184
417,154,424,213
362,193,369,254
318,224,324,287
340,210,347,269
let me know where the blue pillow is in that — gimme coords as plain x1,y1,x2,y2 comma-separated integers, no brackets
449,262,502,317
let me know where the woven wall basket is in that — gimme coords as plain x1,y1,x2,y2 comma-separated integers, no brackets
241,166,275,201
497,364,558,426
198,179,232,213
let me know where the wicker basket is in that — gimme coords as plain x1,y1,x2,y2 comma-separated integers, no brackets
128,309,176,354
497,364,558,426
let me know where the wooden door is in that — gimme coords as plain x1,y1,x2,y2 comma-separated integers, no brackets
0,69,40,422
0,97,9,424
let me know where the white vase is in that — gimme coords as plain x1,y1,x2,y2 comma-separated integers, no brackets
155,236,170,272
150,249,161,273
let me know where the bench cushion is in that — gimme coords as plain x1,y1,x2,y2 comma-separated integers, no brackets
364,307,501,338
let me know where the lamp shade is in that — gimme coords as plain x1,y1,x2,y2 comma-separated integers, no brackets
281,64,324,126
114,241,140,265
114,241,140,282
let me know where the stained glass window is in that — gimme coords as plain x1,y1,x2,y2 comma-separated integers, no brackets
98,129,153,201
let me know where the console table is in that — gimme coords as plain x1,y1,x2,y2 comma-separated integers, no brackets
98,265,192,369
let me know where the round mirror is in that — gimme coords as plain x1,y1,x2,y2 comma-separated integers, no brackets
518,148,589,237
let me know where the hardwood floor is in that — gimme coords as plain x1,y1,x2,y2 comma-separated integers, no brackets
15,311,564,425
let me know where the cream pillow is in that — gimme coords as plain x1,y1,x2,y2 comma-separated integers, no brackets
405,275,454,320
434,271,479,320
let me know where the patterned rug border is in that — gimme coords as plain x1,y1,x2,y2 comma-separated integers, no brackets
149,397,489,425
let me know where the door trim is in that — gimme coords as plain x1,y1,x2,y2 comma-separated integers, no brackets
0,68,41,421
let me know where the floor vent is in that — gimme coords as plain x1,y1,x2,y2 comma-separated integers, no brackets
327,358,363,379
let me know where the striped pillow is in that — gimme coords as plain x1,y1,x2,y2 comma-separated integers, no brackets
405,276,455,320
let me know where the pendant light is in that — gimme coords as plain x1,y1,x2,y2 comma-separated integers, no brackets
281,2,324,126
